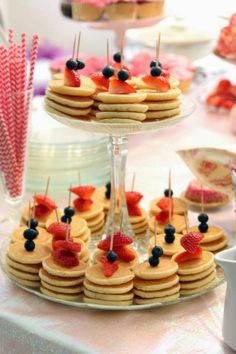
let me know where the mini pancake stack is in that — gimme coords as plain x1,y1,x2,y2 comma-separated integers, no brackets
132,258,180,304
149,197,187,217
84,263,134,306
45,77,95,120
172,251,217,296
149,233,185,257
149,214,186,236
188,226,228,254
130,209,148,236
40,255,87,301
6,243,50,288
75,200,105,237
92,247,139,269
11,226,52,246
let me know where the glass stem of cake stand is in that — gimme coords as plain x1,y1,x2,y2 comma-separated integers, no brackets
105,134,134,238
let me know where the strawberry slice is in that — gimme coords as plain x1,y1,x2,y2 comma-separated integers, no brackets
112,62,131,78
70,185,95,199
53,249,79,267
157,197,174,212
34,205,51,218
126,191,143,205
174,247,202,264
142,75,170,92
161,70,170,79
47,222,70,238
216,79,232,94
64,67,81,87
109,78,136,94
73,198,93,212
127,203,142,217
97,232,133,251
181,232,204,254
53,240,81,253
101,256,119,277
155,210,169,224
115,246,136,262
34,195,56,211
91,72,109,91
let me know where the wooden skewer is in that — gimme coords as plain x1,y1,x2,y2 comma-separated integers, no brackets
28,201,31,228
76,31,81,59
68,184,72,207
154,220,157,247
32,195,36,219
168,169,172,224
184,211,189,233
55,208,60,224
131,172,136,192
109,221,115,251
107,38,109,66
66,219,69,242
156,33,161,62
72,34,77,60
44,177,50,198
120,31,125,63
201,184,204,214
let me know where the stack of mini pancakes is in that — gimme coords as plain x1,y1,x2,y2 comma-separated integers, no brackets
40,255,87,301
11,226,52,246
173,250,217,296
130,209,148,237
84,263,135,306
92,247,139,268
149,197,187,217
74,200,105,237
149,214,187,236
91,91,148,124
132,258,180,304
6,243,50,288
45,77,95,119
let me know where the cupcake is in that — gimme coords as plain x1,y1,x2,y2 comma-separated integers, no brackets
105,0,137,20
72,0,105,21
137,0,165,19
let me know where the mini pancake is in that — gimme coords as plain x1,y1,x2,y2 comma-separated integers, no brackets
134,292,179,305
93,92,147,104
150,197,187,216
134,274,179,291
7,243,50,265
129,209,147,224
96,111,146,121
138,88,181,101
130,219,148,230
98,103,148,113
86,212,104,227
134,283,180,298
84,296,133,306
143,99,180,111
201,236,228,252
84,278,133,294
85,263,134,286
46,90,94,108
92,248,139,268
7,272,40,288
95,118,142,124
187,226,224,244
90,228,104,237
11,226,52,245
6,264,40,281
149,214,186,234
133,258,178,280
39,268,84,287
132,224,148,234
6,256,40,274
180,270,216,289
41,280,83,294
75,200,104,220
45,104,91,120
172,250,214,275
42,255,87,277
40,286,83,301
149,233,184,256
79,248,90,263
179,265,215,282
89,219,104,233
48,80,95,96
84,288,133,301
145,108,181,120
46,212,88,238
180,278,217,295
45,98,91,116
78,228,91,243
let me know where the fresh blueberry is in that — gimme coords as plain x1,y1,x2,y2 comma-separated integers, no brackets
150,66,162,77
118,69,129,81
29,218,38,229
64,206,75,218
164,189,173,197
105,181,111,199
152,246,163,258
113,52,122,63
198,223,208,233
24,240,35,252
107,250,118,262
165,234,175,244
23,228,39,240
149,256,160,267
61,215,72,224
198,213,209,223
102,66,115,78
150,60,162,68
66,59,77,70
164,224,176,236
76,60,85,70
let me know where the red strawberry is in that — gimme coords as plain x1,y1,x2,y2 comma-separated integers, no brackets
161,69,170,79
142,75,170,92
53,240,81,253
47,222,70,238
73,198,93,212
109,78,136,94
206,94,222,107
113,62,131,78
127,203,142,217
97,232,133,251
157,197,174,212
174,247,202,264
126,191,143,205
115,246,136,262
181,232,204,254
70,185,95,199
34,195,56,211
216,79,232,94
34,205,51,218
91,72,109,90
64,67,81,87
155,210,169,224
53,249,79,267
101,256,118,277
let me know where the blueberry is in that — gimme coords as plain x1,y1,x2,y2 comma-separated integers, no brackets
165,234,175,244
150,66,162,77
150,60,162,68
24,240,35,252
164,224,175,236
152,246,163,258
105,181,111,199
149,256,160,267
107,250,118,262
64,206,75,218
23,228,39,240
102,66,115,78
61,215,72,224
29,218,38,229
198,213,209,223
76,60,85,70
113,52,122,63
164,189,173,197
66,59,77,70
198,223,208,233
118,69,129,81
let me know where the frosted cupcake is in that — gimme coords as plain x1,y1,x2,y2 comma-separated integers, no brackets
72,0,105,21
137,0,165,19
105,0,137,20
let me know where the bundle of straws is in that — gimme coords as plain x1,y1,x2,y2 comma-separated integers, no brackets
0,29,39,198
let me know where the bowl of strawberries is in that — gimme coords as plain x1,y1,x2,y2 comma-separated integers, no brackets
205,79,236,113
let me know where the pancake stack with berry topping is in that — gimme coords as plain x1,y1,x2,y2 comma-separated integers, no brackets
126,191,148,237
150,186,187,217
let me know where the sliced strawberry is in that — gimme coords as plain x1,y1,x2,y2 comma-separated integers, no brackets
112,62,131,78
161,69,170,79
73,198,93,212
142,75,170,92
34,205,51,218
126,191,143,205
53,249,79,267
97,232,133,251
109,78,136,94
181,232,204,254
34,195,56,211
101,256,118,277
155,210,169,224
53,240,81,253
64,67,81,87
115,246,136,262
174,247,202,264
70,185,95,199
91,72,109,91
216,79,232,94
47,222,70,238
157,197,174,212
127,203,142,217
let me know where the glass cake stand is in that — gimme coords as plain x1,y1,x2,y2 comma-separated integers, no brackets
45,97,195,243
